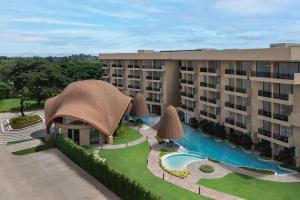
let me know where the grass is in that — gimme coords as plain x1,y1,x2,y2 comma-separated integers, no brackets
160,149,176,157
199,165,215,173
12,139,55,155
10,114,42,129
0,98,44,113
6,138,35,145
198,172,300,200
99,141,209,200
112,126,141,145
239,166,275,175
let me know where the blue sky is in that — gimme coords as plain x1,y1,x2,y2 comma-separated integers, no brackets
1,0,300,56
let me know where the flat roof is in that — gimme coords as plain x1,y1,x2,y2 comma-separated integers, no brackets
99,46,300,61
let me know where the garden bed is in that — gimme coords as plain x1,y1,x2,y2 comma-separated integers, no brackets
239,166,275,175
199,164,215,173
9,115,42,129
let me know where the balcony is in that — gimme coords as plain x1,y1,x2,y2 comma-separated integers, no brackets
235,87,247,94
251,71,295,80
181,79,194,85
181,66,194,71
225,118,235,125
258,109,272,118
200,82,208,87
225,101,235,109
200,96,207,102
128,64,140,69
236,104,247,111
146,97,161,103
236,70,247,76
102,73,108,77
207,83,217,89
208,113,217,119
113,83,123,87
258,90,272,98
273,113,289,122
180,104,194,111
112,64,123,68
200,68,217,73
146,87,160,92
273,93,289,101
128,74,140,79
200,110,208,116
143,65,163,70
273,134,289,143
225,69,235,74
146,76,161,81
112,74,123,78
225,85,235,92
207,98,217,104
128,85,140,90
258,128,271,137
236,121,247,129
181,92,194,98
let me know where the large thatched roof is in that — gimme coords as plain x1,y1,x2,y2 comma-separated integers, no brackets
130,92,149,117
157,105,184,140
44,80,132,136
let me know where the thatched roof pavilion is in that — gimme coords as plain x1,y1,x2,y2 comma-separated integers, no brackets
130,92,149,117
157,105,184,140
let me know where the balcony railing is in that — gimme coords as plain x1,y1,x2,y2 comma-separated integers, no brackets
128,64,140,68
208,68,217,73
236,70,247,76
146,76,161,81
112,64,123,68
200,110,208,116
273,113,289,122
258,90,272,98
180,104,194,111
273,134,289,143
273,93,289,101
181,79,194,85
225,85,235,92
207,98,217,104
225,101,235,108
112,74,123,77
200,68,208,72
225,69,235,74
236,122,247,129
128,85,140,89
207,83,217,89
146,97,161,103
251,71,295,80
181,66,194,71
236,87,247,94
258,109,272,118
181,92,194,98
236,104,247,111
143,65,163,70
225,118,235,125
258,128,271,137
208,113,217,119
113,83,123,87
128,74,140,79
200,96,207,102
200,82,208,87
146,87,160,92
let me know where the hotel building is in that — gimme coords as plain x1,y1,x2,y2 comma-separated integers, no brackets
99,43,300,166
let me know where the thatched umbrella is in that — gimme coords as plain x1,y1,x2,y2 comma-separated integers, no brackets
130,92,149,117
157,105,184,141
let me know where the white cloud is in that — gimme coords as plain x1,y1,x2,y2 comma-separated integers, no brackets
213,0,291,15
0,31,48,43
12,17,103,27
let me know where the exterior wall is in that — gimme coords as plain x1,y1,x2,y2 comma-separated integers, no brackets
99,45,300,166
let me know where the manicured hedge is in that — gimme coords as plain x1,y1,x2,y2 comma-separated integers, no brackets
56,134,160,200
10,114,42,129
239,167,275,175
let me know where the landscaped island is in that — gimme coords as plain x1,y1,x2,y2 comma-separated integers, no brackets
9,114,42,129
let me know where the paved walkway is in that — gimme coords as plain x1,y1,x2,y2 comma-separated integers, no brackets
0,144,120,200
0,110,45,145
6,139,44,152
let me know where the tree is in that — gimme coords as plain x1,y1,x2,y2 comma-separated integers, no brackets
275,148,296,167
0,82,13,99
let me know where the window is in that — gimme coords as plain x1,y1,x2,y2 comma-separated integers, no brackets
278,62,300,74
263,121,271,131
256,61,271,72
263,82,271,92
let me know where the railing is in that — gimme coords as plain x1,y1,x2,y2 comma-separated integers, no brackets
236,104,247,111
181,79,194,85
251,71,295,80
208,113,217,119
258,128,271,137
236,122,247,129
225,101,235,108
207,98,217,104
181,92,194,98
181,66,194,71
200,110,208,116
236,87,247,94
225,85,235,92
146,76,161,81
112,64,123,68
180,104,194,111
112,74,123,77
258,90,272,98
208,68,216,73
200,82,208,87
225,69,235,74
225,118,235,125
128,85,140,89
273,113,289,122
258,109,272,118
273,134,289,143
200,68,208,72
128,74,140,79
273,93,289,101
146,97,161,103
143,65,163,70
102,73,108,76
128,65,140,68
200,96,207,102
207,83,217,89
236,70,247,76
146,87,160,92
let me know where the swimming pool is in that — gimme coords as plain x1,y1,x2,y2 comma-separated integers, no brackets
176,124,293,175
128,114,160,127
161,153,204,170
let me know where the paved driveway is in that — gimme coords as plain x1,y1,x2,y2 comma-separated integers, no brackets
0,146,120,200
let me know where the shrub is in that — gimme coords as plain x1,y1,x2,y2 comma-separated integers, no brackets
113,121,128,138
190,118,198,128
160,149,175,157
228,132,239,145
10,115,42,129
56,135,160,200
199,164,214,173
255,141,272,158
275,148,296,168
239,167,275,175
212,125,226,139
240,134,252,150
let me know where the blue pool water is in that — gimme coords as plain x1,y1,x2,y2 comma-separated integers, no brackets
162,153,204,170
176,124,293,175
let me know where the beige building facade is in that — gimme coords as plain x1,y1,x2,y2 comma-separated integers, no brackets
99,43,300,166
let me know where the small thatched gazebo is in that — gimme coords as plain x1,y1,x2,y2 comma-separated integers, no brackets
157,105,184,141
130,92,149,117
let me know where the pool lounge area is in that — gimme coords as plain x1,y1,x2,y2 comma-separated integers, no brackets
139,115,294,175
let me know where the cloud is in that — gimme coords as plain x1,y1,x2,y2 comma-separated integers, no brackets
12,17,103,27
213,0,291,15
0,31,48,43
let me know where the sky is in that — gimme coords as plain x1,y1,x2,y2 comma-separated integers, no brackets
1,0,300,56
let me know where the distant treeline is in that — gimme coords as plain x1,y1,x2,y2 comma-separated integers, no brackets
0,54,102,115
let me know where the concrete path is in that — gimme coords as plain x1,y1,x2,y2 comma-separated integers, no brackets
6,139,44,152
0,145,120,200
0,110,45,145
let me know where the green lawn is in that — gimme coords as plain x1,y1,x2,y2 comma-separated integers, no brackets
6,138,35,145
99,141,209,200
12,139,55,155
198,172,300,200
0,98,43,112
112,126,142,145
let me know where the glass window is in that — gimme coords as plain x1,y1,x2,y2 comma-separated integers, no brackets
278,63,299,74
263,121,271,131
263,101,271,111
256,61,271,72
263,82,271,92
241,61,251,71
